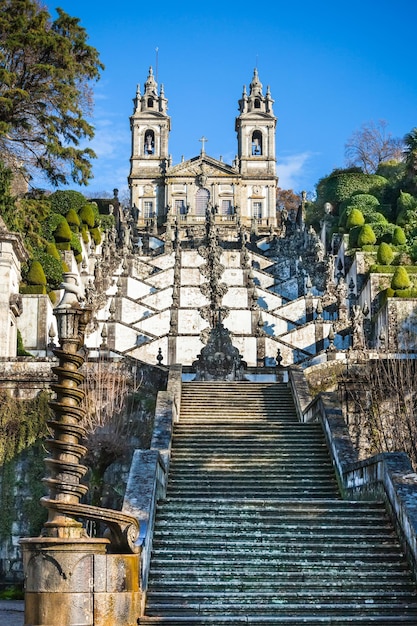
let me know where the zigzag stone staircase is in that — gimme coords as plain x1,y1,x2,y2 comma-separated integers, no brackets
139,382,417,624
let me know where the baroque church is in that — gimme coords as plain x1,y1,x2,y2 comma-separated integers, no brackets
129,67,278,232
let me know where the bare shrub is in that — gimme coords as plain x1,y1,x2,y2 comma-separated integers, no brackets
339,357,417,468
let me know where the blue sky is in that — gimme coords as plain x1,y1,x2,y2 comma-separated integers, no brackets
44,0,417,200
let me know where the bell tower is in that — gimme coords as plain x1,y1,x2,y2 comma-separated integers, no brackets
129,67,171,218
235,69,278,227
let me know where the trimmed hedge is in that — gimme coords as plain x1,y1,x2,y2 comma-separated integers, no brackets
54,218,72,243
346,208,365,228
358,224,376,247
392,226,407,245
376,242,394,265
79,204,96,228
66,208,80,232
27,260,47,286
391,266,411,290
50,190,86,215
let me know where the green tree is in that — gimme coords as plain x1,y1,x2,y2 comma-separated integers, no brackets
403,128,417,194
0,1,103,186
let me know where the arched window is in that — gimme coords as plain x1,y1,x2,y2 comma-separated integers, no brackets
254,99,261,109
196,188,210,216
147,98,154,108
144,130,155,155
252,130,263,156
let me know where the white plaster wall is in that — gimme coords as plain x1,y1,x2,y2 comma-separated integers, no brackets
120,300,153,325
135,309,171,335
129,336,169,363
221,251,241,268
148,255,175,271
223,268,244,286
176,336,204,364
114,323,142,352
181,267,204,285
232,336,257,366
146,268,175,290
278,298,307,323
182,250,205,268
250,252,273,271
252,270,274,289
127,277,155,300
223,287,248,308
141,287,173,310
180,287,208,308
19,298,38,349
256,289,282,311
261,312,287,337
178,309,207,334
224,310,252,334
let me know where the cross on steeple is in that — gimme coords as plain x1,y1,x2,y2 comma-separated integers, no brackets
199,136,208,154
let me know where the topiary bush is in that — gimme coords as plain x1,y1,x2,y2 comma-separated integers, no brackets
17,329,32,356
391,266,411,290
50,190,86,215
66,208,80,232
27,260,47,287
316,171,388,209
90,227,102,246
392,225,407,245
54,218,72,250
70,233,82,263
79,204,96,228
34,250,64,289
377,242,394,265
358,224,376,247
346,208,365,229
45,242,61,260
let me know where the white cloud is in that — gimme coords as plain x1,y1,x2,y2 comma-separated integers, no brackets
276,152,313,190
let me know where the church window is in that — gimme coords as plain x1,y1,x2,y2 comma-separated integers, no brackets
144,201,153,218
144,130,155,155
254,99,261,109
252,131,262,156
196,188,210,216
253,201,262,219
221,199,233,215
175,199,187,215
147,98,154,108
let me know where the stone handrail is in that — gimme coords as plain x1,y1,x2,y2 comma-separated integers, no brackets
40,497,140,554
122,363,182,591
289,368,417,576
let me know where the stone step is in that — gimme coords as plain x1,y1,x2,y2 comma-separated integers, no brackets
157,498,386,512
148,577,413,591
146,590,417,604
138,610,417,626
141,382,417,622
154,513,395,528
139,598,417,624
166,489,340,499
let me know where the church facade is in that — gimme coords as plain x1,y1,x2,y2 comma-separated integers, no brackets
128,68,278,233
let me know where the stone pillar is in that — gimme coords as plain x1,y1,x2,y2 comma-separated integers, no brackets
0,226,28,357
21,273,141,626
